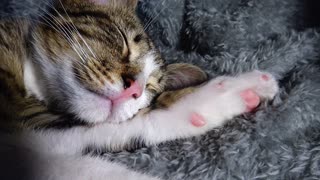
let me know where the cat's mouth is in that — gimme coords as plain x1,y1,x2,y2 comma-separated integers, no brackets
110,89,143,107
87,86,143,115
87,89,112,101
77,79,147,124
89,81,143,106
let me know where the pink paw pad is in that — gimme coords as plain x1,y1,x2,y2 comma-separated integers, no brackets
240,89,260,112
190,112,206,127
217,82,224,88
261,74,269,81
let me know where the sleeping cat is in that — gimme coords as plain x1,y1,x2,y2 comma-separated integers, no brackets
0,0,279,179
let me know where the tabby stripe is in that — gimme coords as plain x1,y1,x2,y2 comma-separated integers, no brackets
0,78,13,98
75,26,121,52
21,111,50,121
86,66,104,85
63,10,112,21
0,69,25,97
92,61,108,85
0,68,14,78
145,37,152,49
75,28,108,43
0,34,11,50
22,113,60,129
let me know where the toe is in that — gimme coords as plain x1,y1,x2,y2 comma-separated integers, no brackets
240,89,260,112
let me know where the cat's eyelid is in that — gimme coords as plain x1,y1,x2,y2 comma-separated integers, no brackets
115,26,130,61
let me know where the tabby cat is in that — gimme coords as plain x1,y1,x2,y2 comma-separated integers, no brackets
0,0,279,179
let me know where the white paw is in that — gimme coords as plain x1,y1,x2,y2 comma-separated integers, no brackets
178,70,279,128
206,70,278,99
249,70,279,99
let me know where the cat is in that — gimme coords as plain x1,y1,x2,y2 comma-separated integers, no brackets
0,0,279,179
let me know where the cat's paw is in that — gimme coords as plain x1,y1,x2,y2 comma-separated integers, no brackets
185,70,278,128
208,70,278,100
232,70,278,100
240,89,260,112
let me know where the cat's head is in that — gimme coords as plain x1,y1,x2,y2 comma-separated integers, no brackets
26,0,206,124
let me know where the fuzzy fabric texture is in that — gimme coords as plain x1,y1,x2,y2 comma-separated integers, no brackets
103,0,320,179
1,0,320,179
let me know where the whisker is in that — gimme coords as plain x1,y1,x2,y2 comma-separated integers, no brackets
57,0,97,59
44,3,90,61
40,14,87,62
22,1,89,63
143,0,169,32
48,5,89,59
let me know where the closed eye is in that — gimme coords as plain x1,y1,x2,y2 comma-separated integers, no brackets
115,26,130,63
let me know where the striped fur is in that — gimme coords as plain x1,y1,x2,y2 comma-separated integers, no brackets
0,1,210,179
0,0,207,130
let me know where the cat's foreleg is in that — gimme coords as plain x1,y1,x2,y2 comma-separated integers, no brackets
25,70,278,155
133,70,278,144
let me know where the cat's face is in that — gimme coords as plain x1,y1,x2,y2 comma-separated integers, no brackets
29,0,165,124
27,0,206,124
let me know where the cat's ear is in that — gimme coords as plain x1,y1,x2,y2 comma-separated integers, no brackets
163,63,208,91
90,0,138,9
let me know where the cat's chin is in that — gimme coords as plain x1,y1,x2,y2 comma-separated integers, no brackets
69,92,113,124
105,91,152,124
72,93,139,124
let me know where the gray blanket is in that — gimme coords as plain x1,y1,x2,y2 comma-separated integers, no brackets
1,0,320,179
104,0,320,179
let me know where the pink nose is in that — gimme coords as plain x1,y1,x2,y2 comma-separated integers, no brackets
123,80,142,99
111,80,142,105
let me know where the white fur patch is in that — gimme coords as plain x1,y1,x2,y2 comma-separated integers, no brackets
17,70,278,180
142,52,159,80
23,59,44,100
